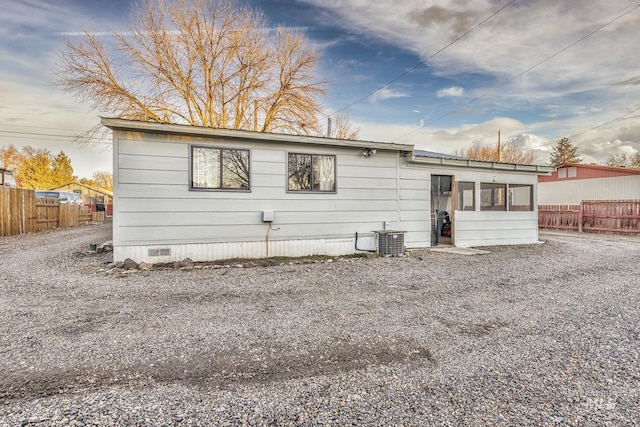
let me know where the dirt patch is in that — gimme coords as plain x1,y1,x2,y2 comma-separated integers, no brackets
0,340,435,401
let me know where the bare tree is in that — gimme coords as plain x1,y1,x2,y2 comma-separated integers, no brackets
606,152,640,168
332,113,360,140
92,171,113,191
56,0,325,135
453,140,535,165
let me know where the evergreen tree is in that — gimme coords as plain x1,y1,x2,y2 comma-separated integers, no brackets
10,147,79,189
51,151,77,187
550,137,581,166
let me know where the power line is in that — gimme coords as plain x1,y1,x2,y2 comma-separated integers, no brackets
534,106,640,149
393,2,640,142
0,129,111,145
326,0,518,118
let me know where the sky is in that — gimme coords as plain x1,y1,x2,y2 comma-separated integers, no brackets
2,0,640,178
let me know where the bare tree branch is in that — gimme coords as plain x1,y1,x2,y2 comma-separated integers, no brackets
56,0,325,136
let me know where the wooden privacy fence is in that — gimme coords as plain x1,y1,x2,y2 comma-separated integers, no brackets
539,200,640,234
1,187,104,237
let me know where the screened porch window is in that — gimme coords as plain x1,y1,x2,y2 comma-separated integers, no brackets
191,146,250,190
509,184,533,211
480,182,507,211
288,153,336,192
456,181,475,211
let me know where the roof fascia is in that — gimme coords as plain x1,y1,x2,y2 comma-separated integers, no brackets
101,118,415,152
407,153,554,174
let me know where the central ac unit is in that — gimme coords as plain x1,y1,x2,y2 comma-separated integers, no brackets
375,231,405,256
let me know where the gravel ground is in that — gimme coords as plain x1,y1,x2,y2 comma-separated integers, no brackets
1,222,639,426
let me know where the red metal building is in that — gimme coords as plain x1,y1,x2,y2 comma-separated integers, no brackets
538,163,640,205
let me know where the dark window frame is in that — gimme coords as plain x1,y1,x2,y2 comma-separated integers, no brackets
190,145,251,191
287,152,337,193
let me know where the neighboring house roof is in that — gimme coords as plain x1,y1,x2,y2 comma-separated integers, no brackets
49,182,113,197
539,162,640,183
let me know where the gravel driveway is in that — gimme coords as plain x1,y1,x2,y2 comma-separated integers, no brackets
1,223,639,426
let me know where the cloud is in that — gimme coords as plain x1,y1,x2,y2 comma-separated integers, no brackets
436,86,464,98
301,0,640,132
369,87,410,103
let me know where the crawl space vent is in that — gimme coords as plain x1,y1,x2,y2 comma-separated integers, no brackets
148,248,171,257
376,231,405,256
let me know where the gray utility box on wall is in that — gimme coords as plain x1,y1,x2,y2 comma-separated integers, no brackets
375,230,406,256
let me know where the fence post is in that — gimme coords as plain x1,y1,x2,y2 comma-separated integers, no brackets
578,201,583,233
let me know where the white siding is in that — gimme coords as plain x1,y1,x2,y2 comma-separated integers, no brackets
113,130,411,262
111,127,547,261
454,211,540,246
538,176,640,204
423,164,540,247
398,161,430,247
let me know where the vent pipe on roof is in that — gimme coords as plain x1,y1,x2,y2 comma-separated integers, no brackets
327,116,332,138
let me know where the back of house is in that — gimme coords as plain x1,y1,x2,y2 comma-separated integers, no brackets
103,118,554,264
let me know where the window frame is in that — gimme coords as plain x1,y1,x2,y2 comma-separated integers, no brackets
189,145,251,192
557,167,567,179
480,182,507,211
286,152,337,193
508,184,534,211
456,181,475,211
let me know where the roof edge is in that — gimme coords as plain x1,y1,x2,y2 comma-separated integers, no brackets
556,162,640,175
101,118,415,152
407,154,554,174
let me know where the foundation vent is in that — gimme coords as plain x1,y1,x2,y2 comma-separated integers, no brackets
148,248,171,257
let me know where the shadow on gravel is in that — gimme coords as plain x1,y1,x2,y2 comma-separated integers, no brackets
0,341,436,401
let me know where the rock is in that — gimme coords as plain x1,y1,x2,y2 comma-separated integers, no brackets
97,241,113,253
178,258,194,269
138,262,153,271
122,258,139,270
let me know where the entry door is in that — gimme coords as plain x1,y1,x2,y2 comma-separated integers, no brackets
431,175,453,246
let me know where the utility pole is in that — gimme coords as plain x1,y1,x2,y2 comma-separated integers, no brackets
254,100,258,132
497,130,502,162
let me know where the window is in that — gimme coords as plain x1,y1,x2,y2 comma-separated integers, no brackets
567,167,577,178
191,146,250,190
557,167,567,179
288,153,336,192
480,183,507,211
509,184,533,211
456,181,475,211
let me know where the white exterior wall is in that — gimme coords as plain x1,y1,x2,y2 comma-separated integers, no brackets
112,130,429,262
399,160,431,248
425,164,541,247
538,176,640,205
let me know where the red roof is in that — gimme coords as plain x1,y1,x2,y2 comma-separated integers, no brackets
538,163,640,182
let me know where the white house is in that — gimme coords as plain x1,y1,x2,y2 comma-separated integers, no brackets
102,118,553,263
